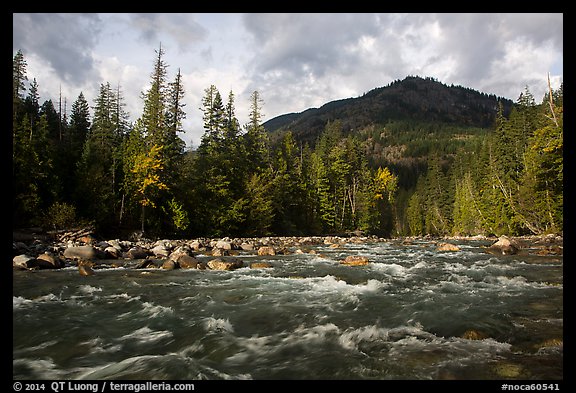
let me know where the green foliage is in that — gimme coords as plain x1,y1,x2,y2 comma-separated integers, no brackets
44,202,78,230
163,198,189,232
406,191,424,236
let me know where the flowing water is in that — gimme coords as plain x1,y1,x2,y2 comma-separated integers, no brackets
13,239,563,380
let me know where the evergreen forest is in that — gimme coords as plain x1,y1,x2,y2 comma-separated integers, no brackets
12,47,563,239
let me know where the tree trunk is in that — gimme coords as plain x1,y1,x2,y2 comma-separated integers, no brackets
141,205,145,234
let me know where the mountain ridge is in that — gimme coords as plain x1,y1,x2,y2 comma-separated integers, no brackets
263,76,514,143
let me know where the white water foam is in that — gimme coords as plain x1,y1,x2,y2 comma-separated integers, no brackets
203,316,235,333
138,301,174,318
117,326,173,344
225,323,341,364
369,263,409,277
307,275,385,293
80,337,123,354
338,324,391,350
78,284,103,295
13,296,31,308
13,293,61,308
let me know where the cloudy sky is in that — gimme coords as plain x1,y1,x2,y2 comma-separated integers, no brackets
13,13,563,148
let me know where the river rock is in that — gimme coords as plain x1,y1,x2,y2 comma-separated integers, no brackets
176,254,200,269
13,254,38,269
64,245,103,260
461,329,488,340
240,242,254,251
211,247,230,257
207,257,244,270
13,241,29,256
215,239,232,250
436,242,460,252
126,246,148,259
341,255,370,266
250,261,273,269
161,260,178,270
135,258,162,269
188,240,203,251
257,246,276,256
13,254,57,270
169,248,189,262
487,236,520,255
151,244,170,258
78,264,95,276
36,252,64,268
104,246,120,259
491,362,524,378
535,245,563,256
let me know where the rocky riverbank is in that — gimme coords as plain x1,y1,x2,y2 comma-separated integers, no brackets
12,228,563,274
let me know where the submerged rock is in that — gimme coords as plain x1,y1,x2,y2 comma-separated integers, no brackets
250,261,273,269
491,362,525,378
461,329,488,340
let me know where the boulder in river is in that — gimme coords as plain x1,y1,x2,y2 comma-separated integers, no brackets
436,242,460,252
13,254,57,270
211,247,230,257
135,258,163,269
125,247,149,259
257,246,276,256
36,252,64,268
214,239,232,250
341,255,370,266
161,260,178,270
461,329,488,340
176,254,200,269
207,257,244,270
487,236,520,255
240,242,254,251
64,245,103,260
78,265,95,276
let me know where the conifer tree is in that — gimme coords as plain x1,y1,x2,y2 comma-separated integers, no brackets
57,92,91,204
244,90,270,172
76,83,117,226
13,50,27,122
141,44,168,150
165,68,186,170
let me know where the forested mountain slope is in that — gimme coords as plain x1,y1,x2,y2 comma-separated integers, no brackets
263,76,514,144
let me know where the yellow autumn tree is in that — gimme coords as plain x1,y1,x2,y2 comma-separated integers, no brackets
369,166,399,236
131,144,168,232
373,166,398,203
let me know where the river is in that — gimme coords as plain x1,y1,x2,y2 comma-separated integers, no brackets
13,239,563,380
